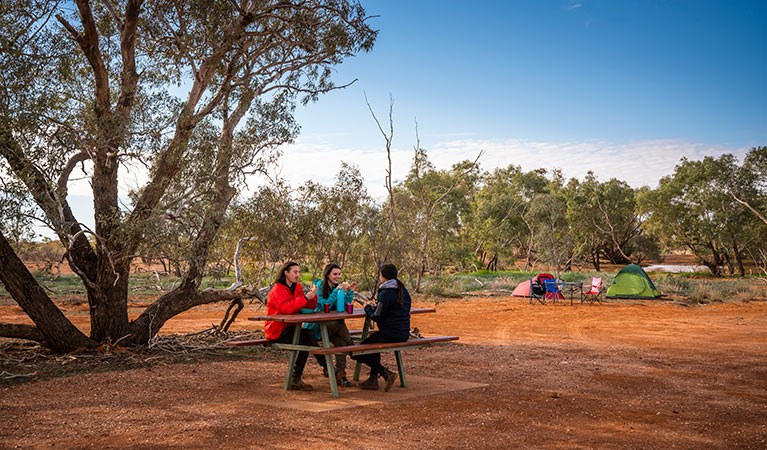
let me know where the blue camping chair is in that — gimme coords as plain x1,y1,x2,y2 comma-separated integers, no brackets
542,279,565,303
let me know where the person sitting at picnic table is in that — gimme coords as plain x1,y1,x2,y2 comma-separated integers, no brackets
352,263,411,392
303,263,356,387
265,261,327,391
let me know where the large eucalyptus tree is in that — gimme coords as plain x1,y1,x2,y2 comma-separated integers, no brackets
0,0,375,351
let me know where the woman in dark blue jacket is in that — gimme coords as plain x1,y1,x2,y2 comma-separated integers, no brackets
353,263,411,391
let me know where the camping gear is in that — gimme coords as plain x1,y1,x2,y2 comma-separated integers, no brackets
512,279,533,297
606,264,661,299
512,273,553,298
526,273,560,304
580,277,603,304
542,279,565,302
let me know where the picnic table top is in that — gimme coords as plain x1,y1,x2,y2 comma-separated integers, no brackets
248,307,436,323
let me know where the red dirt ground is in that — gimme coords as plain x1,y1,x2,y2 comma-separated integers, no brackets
1,297,766,449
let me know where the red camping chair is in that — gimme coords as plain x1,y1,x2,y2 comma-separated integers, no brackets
580,277,603,304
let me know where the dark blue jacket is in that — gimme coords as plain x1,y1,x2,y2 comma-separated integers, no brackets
364,285,411,340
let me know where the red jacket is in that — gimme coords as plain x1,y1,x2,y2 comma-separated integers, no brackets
264,282,317,340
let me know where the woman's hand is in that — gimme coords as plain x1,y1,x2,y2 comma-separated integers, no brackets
350,282,358,292
306,284,317,300
339,281,349,292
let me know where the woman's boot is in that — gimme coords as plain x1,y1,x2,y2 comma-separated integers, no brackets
382,368,397,392
358,374,379,390
290,376,313,391
335,369,354,387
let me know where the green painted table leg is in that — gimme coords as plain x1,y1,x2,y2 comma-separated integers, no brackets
395,350,407,387
320,323,339,398
283,325,302,390
353,317,371,382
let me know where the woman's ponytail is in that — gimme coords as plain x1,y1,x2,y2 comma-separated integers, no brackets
395,278,404,306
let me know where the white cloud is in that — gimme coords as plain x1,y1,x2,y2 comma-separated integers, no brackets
568,3,582,11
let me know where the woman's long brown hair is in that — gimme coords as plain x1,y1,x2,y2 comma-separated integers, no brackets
320,263,341,299
275,261,299,285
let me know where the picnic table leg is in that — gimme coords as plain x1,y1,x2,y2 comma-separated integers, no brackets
320,323,339,398
353,317,372,382
283,324,302,390
394,350,407,388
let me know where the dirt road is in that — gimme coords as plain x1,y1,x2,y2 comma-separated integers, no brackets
1,297,766,449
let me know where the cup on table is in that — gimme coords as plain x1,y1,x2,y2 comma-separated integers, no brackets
345,303,353,314
323,303,330,313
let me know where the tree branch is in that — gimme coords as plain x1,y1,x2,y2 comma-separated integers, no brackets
102,0,125,31
0,231,95,352
365,92,398,235
57,151,91,198
58,0,111,116
116,0,143,115
726,187,767,225
129,285,264,343
595,196,634,263
0,127,98,281
0,322,45,343
123,13,256,257
227,237,256,291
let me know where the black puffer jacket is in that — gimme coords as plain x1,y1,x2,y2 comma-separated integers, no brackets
364,285,411,340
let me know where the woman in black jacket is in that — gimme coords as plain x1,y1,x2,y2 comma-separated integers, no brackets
353,263,411,391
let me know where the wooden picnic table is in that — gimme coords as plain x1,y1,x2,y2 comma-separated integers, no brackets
248,307,444,398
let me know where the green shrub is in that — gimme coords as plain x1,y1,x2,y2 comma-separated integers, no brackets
654,275,690,296
688,282,715,304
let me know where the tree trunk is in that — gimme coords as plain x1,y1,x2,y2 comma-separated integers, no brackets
0,232,94,352
89,261,131,342
415,263,424,293
524,243,532,272
90,146,132,342
703,241,723,276
485,253,498,271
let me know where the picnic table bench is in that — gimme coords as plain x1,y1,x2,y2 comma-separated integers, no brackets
227,329,372,347
231,307,458,398
308,334,458,391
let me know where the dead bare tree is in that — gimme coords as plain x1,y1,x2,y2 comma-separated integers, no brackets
217,238,270,332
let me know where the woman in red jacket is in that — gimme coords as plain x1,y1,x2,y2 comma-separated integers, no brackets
265,261,326,391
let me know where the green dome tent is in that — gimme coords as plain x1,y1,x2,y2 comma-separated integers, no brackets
606,264,661,299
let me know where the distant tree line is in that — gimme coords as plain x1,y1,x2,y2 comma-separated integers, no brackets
166,145,766,289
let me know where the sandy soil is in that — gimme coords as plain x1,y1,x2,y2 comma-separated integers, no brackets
1,297,766,449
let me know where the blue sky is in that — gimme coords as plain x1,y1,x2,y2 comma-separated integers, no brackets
56,1,767,237
272,0,767,198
